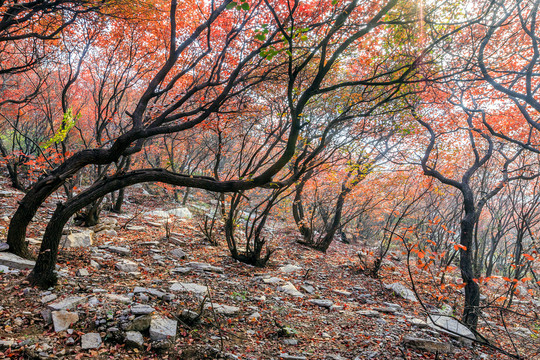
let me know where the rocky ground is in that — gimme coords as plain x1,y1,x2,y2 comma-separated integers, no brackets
0,180,538,359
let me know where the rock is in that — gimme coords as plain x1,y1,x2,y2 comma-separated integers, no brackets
171,267,191,274
357,310,381,317
127,226,147,231
402,336,453,354
279,264,302,273
0,243,9,251
0,265,18,274
308,299,333,308
133,287,166,299
373,306,397,314
301,285,315,294
170,282,208,295
128,315,152,332
277,282,304,297
115,260,138,272
170,248,187,259
263,277,284,284
426,314,475,340
104,293,131,303
168,207,192,219
125,331,144,349
107,246,131,256
76,268,90,276
61,230,94,248
283,339,298,345
384,282,417,302
0,339,15,348
409,318,429,328
332,289,352,297
52,311,79,332
186,262,224,273
41,294,57,304
248,312,261,321
90,260,101,269
179,309,200,324
0,252,35,270
204,303,240,315
48,296,87,311
146,210,170,218
131,304,155,315
278,354,307,360
149,316,177,341
81,333,102,349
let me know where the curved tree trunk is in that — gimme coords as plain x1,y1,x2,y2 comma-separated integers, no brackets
314,185,350,252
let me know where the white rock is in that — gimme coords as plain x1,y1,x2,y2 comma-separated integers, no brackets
170,282,208,295
107,246,131,256
125,331,144,348
61,230,94,248
204,303,240,315
0,243,9,251
131,304,155,315
186,262,223,273
48,296,87,311
149,316,177,341
170,248,187,259
168,207,192,219
308,299,333,308
384,282,418,302
0,252,35,270
115,260,138,272
279,264,302,273
52,311,79,332
81,333,102,349
262,277,283,284
77,268,90,276
105,294,131,304
426,314,475,340
277,282,304,297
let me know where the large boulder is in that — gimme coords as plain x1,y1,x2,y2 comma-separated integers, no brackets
60,230,95,248
52,311,79,332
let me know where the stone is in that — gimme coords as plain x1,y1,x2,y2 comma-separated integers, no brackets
410,318,429,328
357,310,381,317
0,265,18,274
48,296,87,311
308,299,333,308
186,262,224,273
0,339,15,348
133,287,165,298
125,331,144,349
0,252,35,270
263,277,284,284
168,207,192,219
332,289,352,297
41,294,57,304
384,282,418,302
402,336,453,354
61,230,94,248
204,303,240,315
90,260,101,269
373,306,397,314
52,311,79,332
170,248,187,259
0,243,9,251
179,309,200,324
81,333,102,349
127,226,146,231
149,316,177,341
248,312,261,321
283,339,298,345
170,282,208,295
171,267,191,274
115,260,138,272
301,285,315,294
128,315,152,332
277,282,304,297
426,314,475,340
105,294,131,304
131,304,155,315
107,246,131,256
278,354,307,360
279,264,302,273
76,268,90,276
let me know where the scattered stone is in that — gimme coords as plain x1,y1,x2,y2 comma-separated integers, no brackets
283,339,298,345
358,310,381,317
427,314,475,340
384,282,418,302
76,268,90,276
61,230,95,248
204,303,240,315
186,262,224,273
410,318,429,328
279,264,302,273
125,331,144,349
128,315,152,332
278,354,307,360
41,294,57,304
48,296,87,311
277,282,304,297
170,282,208,295
81,333,102,350
131,304,155,315
127,226,147,231
373,306,397,314
52,311,79,332
133,287,166,299
168,207,192,219
90,260,101,269
115,260,138,272
332,289,352,297
0,243,9,251
308,299,333,308
179,309,200,324
402,336,453,354
301,285,315,294
107,246,131,256
248,312,261,321
170,248,187,259
149,316,177,341
0,339,15,348
104,294,131,304
263,277,284,284
171,266,191,274
0,252,35,270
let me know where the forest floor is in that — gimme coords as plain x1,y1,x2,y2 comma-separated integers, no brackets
0,177,538,360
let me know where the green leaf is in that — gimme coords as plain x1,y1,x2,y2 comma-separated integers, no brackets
241,2,249,10
226,1,237,9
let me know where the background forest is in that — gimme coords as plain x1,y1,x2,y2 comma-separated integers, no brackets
1,0,540,359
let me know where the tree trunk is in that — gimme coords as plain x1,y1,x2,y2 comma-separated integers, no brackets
314,186,349,252
460,211,481,331
112,188,125,213
292,175,313,243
